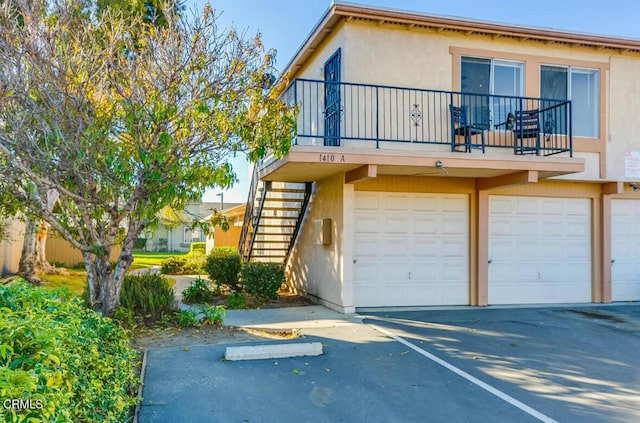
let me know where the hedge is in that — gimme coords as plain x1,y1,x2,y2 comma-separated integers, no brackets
0,281,139,422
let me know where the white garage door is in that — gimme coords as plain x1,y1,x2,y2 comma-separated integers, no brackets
488,196,591,304
611,199,640,301
353,192,468,307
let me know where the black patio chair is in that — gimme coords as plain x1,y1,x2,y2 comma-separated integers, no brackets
499,110,540,155
449,105,486,153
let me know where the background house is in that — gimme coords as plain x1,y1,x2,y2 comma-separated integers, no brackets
204,203,246,253
144,201,224,253
239,2,640,313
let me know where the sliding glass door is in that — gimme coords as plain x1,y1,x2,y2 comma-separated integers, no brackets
461,57,523,128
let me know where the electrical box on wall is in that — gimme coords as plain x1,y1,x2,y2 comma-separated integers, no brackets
313,218,332,245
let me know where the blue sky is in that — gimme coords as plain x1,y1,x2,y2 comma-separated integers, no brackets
195,0,640,205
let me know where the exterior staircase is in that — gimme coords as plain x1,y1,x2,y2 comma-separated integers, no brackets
239,167,312,264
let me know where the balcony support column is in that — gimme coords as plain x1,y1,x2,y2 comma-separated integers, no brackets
597,182,622,303
475,188,489,306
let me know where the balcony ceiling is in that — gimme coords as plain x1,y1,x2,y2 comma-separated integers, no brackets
258,146,585,183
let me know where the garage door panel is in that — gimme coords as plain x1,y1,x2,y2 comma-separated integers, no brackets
491,197,513,214
442,196,467,212
541,243,564,260
355,216,378,233
611,199,640,301
542,221,563,236
381,239,408,256
440,263,467,280
414,217,437,234
383,217,409,234
380,262,407,279
567,199,590,215
354,237,380,260
541,199,564,215
441,241,466,257
354,259,378,277
441,218,467,235
566,243,590,259
354,192,468,307
384,194,409,210
413,240,438,257
489,196,591,305
517,220,539,236
490,219,515,235
517,199,538,214
413,196,438,212
355,193,379,210
518,240,542,258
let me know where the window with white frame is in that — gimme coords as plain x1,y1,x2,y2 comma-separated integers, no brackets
540,65,599,137
183,226,203,244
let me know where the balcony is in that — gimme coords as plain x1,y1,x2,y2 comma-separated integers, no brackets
260,79,583,183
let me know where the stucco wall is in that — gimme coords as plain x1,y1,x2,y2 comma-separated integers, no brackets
286,173,346,311
608,56,640,181
297,22,346,81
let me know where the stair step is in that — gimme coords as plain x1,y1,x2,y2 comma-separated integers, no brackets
265,197,304,202
257,224,297,228
269,188,306,193
257,216,298,220
258,197,304,204
252,247,289,251
262,207,301,212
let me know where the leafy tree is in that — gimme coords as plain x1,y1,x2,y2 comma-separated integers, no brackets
0,0,295,315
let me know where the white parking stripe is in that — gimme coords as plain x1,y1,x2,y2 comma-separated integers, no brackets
370,324,558,423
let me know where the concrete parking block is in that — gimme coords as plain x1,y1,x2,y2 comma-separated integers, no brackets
225,341,323,361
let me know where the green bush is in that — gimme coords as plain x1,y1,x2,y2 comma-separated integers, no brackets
160,255,187,274
161,252,206,275
120,273,176,323
225,292,247,309
205,247,241,291
190,242,206,254
199,304,226,326
241,262,285,300
175,309,199,327
0,282,139,422
183,251,206,274
181,277,215,304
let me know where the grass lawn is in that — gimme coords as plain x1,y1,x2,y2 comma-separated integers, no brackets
40,271,87,296
130,252,187,270
40,269,176,296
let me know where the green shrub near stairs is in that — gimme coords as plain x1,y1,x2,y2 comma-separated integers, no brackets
0,281,139,422
205,247,241,291
241,262,285,300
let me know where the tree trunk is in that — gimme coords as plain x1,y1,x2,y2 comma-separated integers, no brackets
18,216,42,285
84,222,141,316
34,222,53,274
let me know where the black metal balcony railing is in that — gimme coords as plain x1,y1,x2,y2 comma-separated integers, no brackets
281,78,572,157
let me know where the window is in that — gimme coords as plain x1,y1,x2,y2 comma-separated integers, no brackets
183,227,202,244
461,57,524,128
540,65,599,137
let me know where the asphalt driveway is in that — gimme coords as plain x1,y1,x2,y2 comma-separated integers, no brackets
138,304,640,423
364,305,640,423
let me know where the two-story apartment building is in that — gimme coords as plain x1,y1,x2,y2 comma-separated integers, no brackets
239,3,640,313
